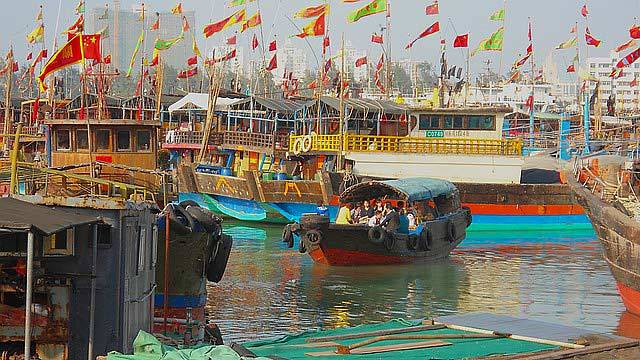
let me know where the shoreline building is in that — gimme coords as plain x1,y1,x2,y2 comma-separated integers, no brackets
587,53,640,112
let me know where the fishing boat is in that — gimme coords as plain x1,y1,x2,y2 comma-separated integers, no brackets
569,156,640,316
295,178,471,266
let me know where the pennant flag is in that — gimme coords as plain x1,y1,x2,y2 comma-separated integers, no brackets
229,0,255,7
269,40,277,51
37,34,100,91
490,8,505,21
581,4,588,18
171,3,183,15
348,0,386,23
26,52,32,61
241,12,262,33
266,53,277,71
227,35,237,45
453,33,468,48
425,1,439,15
151,15,160,31
567,64,575,73
406,22,439,49
616,39,637,53
75,0,85,14
630,25,640,39
631,75,638,87
98,7,109,20
149,49,159,67
296,13,326,38
374,53,385,93
471,27,504,56
570,24,577,34
585,28,601,47
253,34,260,50
187,55,198,66
203,9,246,38
155,34,184,51
324,59,332,74
525,95,533,111
512,53,531,70
295,4,329,18
64,15,84,37
127,31,144,77
36,5,43,21
371,33,383,44
27,24,45,44
555,37,577,49
616,47,640,68
610,67,623,79
355,56,367,67
177,67,197,79
182,16,190,32
192,35,202,57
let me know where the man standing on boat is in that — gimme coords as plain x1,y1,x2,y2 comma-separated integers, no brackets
336,203,354,224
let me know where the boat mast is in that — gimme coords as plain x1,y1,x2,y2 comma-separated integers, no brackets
529,18,535,147
2,46,13,153
338,34,345,171
384,0,391,99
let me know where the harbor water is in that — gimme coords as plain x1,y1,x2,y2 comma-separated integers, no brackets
207,222,640,343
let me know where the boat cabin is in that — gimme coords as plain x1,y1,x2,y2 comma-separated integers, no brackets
408,106,512,140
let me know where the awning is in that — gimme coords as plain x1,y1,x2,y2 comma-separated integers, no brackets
168,93,240,114
230,96,311,114
340,178,458,203
320,96,408,115
0,197,100,235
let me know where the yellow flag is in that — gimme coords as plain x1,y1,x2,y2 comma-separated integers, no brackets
27,24,45,44
192,33,201,57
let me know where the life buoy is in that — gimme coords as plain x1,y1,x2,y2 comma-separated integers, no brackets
206,234,233,283
292,138,303,155
383,234,396,252
447,220,457,243
420,226,433,251
301,133,314,153
406,234,419,251
368,226,386,245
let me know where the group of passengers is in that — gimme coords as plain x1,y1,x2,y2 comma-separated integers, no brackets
333,199,419,234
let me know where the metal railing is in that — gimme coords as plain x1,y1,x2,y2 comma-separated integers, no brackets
289,134,523,156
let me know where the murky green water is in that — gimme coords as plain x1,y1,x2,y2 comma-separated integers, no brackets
206,222,640,343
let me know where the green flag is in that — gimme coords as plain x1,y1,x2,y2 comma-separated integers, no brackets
489,8,505,21
127,30,144,77
555,37,578,50
154,34,184,51
347,0,387,23
471,27,504,56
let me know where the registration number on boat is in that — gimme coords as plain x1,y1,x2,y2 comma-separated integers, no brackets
426,130,445,138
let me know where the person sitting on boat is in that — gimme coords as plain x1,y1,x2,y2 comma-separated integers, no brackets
380,203,399,231
368,210,383,227
316,202,329,216
351,203,363,224
363,200,375,219
336,203,354,224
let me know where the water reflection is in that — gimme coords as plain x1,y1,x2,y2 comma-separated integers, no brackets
207,222,625,343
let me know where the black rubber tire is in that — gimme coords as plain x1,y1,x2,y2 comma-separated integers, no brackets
447,220,457,243
206,234,233,283
462,206,472,226
383,234,396,252
304,230,323,247
185,206,221,234
420,226,433,251
168,204,196,235
282,225,294,248
406,234,419,251
299,237,307,253
367,226,386,245
179,200,200,208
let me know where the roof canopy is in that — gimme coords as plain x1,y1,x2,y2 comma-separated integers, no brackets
230,96,310,114
340,178,457,203
168,93,240,114
320,96,408,115
0,197,100,235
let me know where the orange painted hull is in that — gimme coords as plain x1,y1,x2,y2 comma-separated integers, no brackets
618,282,640,317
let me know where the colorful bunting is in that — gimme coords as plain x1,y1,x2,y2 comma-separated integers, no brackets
241,12,262,33
471,27,504,56
371,33,383,44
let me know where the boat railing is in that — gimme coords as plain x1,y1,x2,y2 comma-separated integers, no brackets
163,130,224,147
223,131,290,152
289,134,523,156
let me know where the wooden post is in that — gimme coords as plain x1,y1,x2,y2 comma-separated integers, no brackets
87,224,98,360
337,34,345,171
163,210,170,334
24,231,34,358
3,46,13,153
9,123,21,195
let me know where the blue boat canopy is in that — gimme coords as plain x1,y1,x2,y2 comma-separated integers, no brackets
340,178,458,203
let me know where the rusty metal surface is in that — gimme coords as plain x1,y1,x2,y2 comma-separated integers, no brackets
193,172,254,200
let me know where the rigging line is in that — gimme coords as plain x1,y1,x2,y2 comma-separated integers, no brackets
52,0,63,51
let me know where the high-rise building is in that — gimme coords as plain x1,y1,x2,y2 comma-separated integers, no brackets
587,52,640,111
275,39,308,82
86,6,196,73
343,42,367,83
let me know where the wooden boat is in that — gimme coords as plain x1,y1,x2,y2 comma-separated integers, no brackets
296,178,471,266
568,156,640,316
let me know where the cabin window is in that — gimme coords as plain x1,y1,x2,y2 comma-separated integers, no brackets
116,130,131,151
76,129,89,150
429,116,440,128
468,116,481,129
136,130,151,151
97,223,112,247
453,116,464,129
0,232,27,255
418,115,430,130
43,228,74,256
444,116,454,129
479,116,496,130
95,130,111,151
56,130,71,151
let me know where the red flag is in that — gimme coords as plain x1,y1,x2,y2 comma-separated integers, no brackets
528,22,532,42
371,33,383,44
618,48,640,68
187,55,197,66
567,64,575,73
581,4,588,17
104,54,111,64
182,16,190,32
453,34,468,48
32,96,39,121
324,58,332,74
38,34,101,91
252,34,259,50
631,76,638,87
355,56,367,67
226,35,237,45
12,62,18,72
269,40,277,51
177,67,198,79
526,44,533,55
26,53,33,61
41,49,48,58
374,53,385,93
323,36,330,56
203,9,245,38
425,2,439,15
525,95,533,111
151,18,160,31
406,22,439,49
585,28,601,47
631,25,640,39
616,39,637,53
570,24,577,34
266,53,277,71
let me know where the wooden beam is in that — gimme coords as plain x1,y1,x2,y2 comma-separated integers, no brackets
305,340,452,356
305,324,446,343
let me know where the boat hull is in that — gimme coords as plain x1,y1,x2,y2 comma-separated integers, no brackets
569,175,640,316
300,209,470,266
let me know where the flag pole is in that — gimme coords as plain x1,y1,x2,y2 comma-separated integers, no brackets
529,17,535,147
2,46,13,153
337,33,345,171
384,0,391,99
465,47,470,107
498,0,507,80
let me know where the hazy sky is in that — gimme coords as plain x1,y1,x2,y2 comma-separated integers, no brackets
5,0,640,80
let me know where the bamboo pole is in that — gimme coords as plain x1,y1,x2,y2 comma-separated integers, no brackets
337,333,502,354
23,231,34,358
3,46,13,153
9,123,21,195
306,324,446,343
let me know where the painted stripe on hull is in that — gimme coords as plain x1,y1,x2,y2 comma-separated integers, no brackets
310,247,434,266
465,203,585,216
617,282,640,317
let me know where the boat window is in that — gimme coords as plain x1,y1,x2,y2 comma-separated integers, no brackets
468,116,481,129
444,116,454,129
0,232,27,255
479,116,496,130
429,116,440,128
43,228,74,256
95,129,111,151
418,115,430,130
116,130,131,151
56,130,71,151
76,129,89,150
97,223,112,247
137,130,151,151
453,116,464,129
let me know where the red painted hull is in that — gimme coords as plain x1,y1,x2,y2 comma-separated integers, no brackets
464,203,584,216
618,282,640,317
310,247,417,266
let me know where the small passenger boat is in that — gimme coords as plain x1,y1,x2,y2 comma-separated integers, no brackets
295,178,471,266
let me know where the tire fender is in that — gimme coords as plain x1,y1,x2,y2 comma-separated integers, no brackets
420,226,433,251
367,226,386,245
